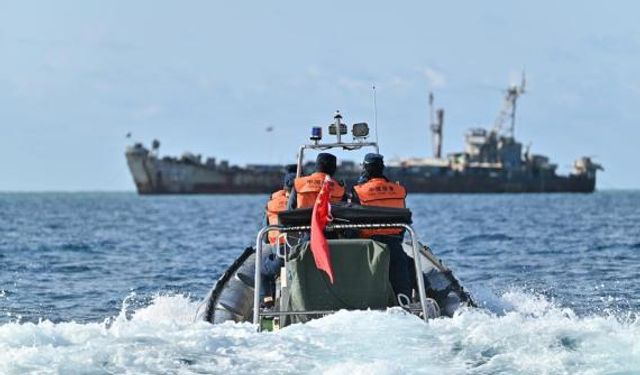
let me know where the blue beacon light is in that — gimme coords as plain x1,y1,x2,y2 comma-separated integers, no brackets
310,126,322,142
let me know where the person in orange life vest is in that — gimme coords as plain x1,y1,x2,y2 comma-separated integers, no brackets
287,152,346,210
265,166,297,245
351,153,412,302
260,170,296,303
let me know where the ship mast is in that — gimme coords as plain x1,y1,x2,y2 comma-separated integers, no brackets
493,72,526,138
429,92,444,158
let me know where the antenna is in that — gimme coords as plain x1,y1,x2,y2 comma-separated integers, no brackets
372,84,379,148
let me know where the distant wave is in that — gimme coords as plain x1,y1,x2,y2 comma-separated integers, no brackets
459,233,514,243
593,241,640,251
60,242,92,252
51,265,92,273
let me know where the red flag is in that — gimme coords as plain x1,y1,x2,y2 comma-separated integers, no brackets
310,176,335,283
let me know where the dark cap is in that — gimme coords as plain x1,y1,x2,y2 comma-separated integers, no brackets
363,153,384,177
364,153,384,165
316,153,337,175
283,172,296,190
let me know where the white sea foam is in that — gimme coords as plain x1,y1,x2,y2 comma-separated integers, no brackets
0,292,638,374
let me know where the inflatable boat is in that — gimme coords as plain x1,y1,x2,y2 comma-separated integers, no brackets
200,113,473,330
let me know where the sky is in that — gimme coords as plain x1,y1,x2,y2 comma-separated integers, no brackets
0,1,638,190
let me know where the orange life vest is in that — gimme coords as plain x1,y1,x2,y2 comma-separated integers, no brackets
266,189,289,244
353,177,407,236
294,172,345,209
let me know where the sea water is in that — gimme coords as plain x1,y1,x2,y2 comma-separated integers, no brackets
1,192,639,374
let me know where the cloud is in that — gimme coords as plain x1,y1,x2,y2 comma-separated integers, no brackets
337,76,371,92
422,66,446,88
306,65,322,78
132,104,162,119
387,76,411,90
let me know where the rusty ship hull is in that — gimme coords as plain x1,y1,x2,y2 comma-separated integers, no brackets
387,169,596,193
126,147,282,194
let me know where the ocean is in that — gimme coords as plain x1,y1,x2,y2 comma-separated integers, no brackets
1,192,639,374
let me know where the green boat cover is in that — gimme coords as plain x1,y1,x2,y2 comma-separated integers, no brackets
288,239,396,321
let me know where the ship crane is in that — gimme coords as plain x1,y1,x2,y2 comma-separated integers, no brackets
429,92,445,159
493,72,526,138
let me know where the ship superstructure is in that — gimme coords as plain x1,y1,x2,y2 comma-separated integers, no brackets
387,75,602,192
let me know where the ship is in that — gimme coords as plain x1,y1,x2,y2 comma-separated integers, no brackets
125,77,602,194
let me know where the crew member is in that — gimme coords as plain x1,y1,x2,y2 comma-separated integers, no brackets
260,170,296,304
351,153,412,301
288,153,346,209
265,169,296,245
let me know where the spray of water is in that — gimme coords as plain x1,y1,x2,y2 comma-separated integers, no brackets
0,291,638,374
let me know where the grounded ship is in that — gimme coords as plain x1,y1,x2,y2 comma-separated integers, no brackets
126,78,602,194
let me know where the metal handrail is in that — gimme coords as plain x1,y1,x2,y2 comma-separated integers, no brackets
253,222,431,325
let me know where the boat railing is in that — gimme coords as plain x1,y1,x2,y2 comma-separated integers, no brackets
253,223,431,326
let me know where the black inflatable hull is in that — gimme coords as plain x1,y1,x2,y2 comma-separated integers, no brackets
202,247,257,324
